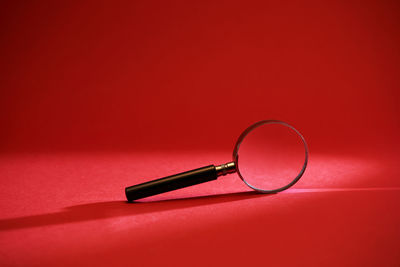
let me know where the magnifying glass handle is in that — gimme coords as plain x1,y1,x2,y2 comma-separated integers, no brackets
125,162,236,201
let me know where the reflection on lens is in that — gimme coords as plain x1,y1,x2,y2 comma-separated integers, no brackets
235,121,307,192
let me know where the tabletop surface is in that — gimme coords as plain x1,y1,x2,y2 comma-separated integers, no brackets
1,150,399,266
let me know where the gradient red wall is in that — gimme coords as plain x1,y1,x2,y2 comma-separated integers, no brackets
1,0,399,154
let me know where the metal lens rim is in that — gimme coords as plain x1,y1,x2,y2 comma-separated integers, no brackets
232,120,309,193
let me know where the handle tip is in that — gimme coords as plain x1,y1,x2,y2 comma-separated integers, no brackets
125,187,134,202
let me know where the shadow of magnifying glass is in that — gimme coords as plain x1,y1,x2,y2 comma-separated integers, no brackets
0,190,266,231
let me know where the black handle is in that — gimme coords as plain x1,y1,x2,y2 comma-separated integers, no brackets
125,165,218,201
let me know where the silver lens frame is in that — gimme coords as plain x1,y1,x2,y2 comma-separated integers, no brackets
232,120,309,193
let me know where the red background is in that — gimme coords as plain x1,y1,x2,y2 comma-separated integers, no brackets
0,1,399,266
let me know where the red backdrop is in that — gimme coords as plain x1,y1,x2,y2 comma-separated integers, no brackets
1,0,399,153
1,1,399,266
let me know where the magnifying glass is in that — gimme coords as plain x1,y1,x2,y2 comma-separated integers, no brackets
125,120,308,201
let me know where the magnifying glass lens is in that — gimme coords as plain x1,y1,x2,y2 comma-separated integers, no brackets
237,122,306,191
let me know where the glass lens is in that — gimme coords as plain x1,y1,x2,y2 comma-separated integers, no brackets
235,121,307,192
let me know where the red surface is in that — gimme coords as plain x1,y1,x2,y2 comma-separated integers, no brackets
1,1,399,266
